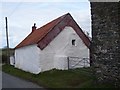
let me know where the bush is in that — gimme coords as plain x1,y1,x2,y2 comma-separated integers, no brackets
2,54,7,63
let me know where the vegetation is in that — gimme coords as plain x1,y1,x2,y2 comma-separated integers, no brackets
0,47,14,63
2,64,115,88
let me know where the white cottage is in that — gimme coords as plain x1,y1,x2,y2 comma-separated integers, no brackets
13,13,91,74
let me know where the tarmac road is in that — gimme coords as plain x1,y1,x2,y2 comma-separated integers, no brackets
2,72,43,88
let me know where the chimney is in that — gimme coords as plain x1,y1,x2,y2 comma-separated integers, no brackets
32,23,36,32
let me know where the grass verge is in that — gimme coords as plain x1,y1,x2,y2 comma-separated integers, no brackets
2,64,114,88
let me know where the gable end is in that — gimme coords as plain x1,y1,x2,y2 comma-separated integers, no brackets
37,13,90,50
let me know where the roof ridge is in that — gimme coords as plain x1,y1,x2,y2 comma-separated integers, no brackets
36,13,69,44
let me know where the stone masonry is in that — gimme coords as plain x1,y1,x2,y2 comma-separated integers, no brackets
90,2,120,87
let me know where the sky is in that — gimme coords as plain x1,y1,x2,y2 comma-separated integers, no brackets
1,0,91,48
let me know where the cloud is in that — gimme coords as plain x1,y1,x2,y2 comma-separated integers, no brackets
2,0,88,2
2,25,30,48
2,2,91,48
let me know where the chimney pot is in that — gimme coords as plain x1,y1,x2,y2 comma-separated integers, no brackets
32,23,36,32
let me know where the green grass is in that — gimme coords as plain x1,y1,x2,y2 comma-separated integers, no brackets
2,64,114,88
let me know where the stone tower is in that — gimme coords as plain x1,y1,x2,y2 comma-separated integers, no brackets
89,1,120,87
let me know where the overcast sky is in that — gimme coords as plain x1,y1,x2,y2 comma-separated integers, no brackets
1,0,91,48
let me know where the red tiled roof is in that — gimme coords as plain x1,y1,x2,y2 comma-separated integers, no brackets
15,13,90,49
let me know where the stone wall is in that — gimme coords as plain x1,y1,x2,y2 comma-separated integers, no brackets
90,2,120,87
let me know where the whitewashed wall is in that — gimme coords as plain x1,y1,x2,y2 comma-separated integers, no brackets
15,45,41,74
39,26,89,70
15,26,89,74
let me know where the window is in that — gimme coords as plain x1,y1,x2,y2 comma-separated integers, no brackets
72,39,76,46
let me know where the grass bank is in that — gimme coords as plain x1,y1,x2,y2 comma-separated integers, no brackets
2,64,114,88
